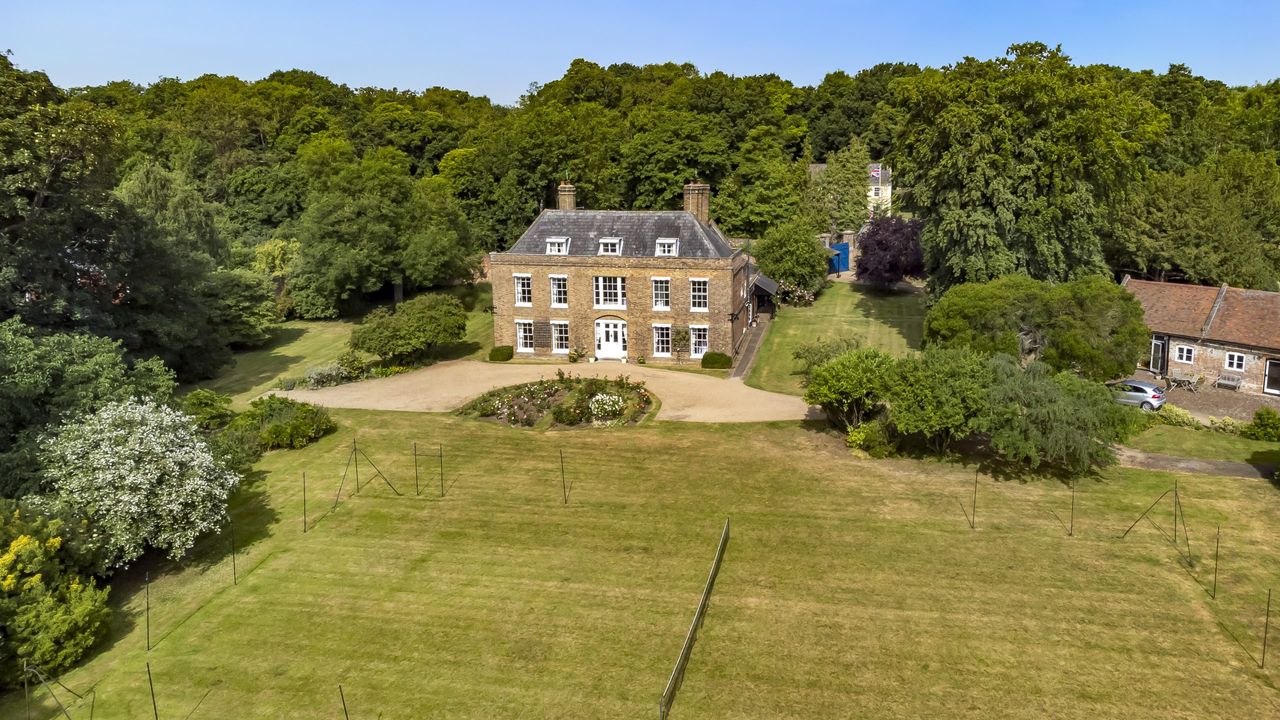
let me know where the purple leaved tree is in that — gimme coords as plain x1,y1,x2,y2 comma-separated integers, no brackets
855,217,925,287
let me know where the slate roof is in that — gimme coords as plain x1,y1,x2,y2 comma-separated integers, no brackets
1122,277,1280,351
504,210,736,259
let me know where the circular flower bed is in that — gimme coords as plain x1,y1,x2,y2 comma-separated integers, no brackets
458,372,652,428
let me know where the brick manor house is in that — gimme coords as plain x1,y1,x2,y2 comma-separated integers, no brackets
489,182,775,363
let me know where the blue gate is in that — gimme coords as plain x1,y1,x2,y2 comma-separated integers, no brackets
827,242,850,274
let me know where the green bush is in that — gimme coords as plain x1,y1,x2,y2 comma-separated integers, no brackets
700,351,732,369
209,423,265,474
845,419,893,458
1209,416,1246,435
181,389,236,432
1243,407,1280,442
0,501,111,687
792,336,860,379
349,295,467,364
489,345,514,362
230,396,336,450
304,364,349,389
336,349,368,379
1154,403,1201,429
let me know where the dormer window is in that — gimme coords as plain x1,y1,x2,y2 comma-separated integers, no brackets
656,238,678,257
546,237,569,255
598,237,622,255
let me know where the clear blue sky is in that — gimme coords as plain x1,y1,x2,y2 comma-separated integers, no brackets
5,0,1278,104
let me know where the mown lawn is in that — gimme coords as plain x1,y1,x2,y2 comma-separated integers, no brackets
11,411,1280,718
190,284,493,408
1129,425,1280,468
747,282,926,395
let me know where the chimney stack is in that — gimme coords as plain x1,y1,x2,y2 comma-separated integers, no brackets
557,181,576,210
683,181,711,224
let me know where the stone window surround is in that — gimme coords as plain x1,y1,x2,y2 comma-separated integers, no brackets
514,273,532,307
690,278,709,312
652,277,671,311
550,274,568,308
515,319,534,352
551,320,570,354
652,323,672,357
690,324,709,358
593,275,627,309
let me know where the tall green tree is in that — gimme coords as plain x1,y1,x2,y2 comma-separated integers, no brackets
751,217,830,304
809,136,872,234
715,126,808,238
889,43,1166,294
924,275,1148,381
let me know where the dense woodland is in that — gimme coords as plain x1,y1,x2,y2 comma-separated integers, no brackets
3,43,1279,381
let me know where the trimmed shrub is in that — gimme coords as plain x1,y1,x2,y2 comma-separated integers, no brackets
489,345,514,362
700,351,732,369
229,396,336,450
1154,403,1202,429
1243,407,1280,442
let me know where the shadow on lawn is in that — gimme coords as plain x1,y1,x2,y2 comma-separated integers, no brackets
433,340,482,362
1255,450,1280,488
849,284,926,351
194,325,308,397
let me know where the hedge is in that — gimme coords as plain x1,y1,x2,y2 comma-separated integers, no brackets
489,345,514,362
700,351,732,369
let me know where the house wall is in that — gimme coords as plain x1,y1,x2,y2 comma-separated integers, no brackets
1155,334,1280,395
489,252,751,362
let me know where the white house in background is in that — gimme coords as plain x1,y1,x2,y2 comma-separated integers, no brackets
868,163,892,214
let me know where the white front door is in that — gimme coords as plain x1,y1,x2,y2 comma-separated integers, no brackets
594,320,627,359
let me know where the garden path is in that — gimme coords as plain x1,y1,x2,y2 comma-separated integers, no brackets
276,359,821,423
1115,446,1276,480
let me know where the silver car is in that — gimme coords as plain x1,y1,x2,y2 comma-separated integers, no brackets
1111,379,1167,411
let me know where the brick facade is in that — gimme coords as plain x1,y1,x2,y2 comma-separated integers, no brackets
490,253,753,363
1149,335,1280,395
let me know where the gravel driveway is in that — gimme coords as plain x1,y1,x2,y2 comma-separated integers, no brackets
277,360,820,423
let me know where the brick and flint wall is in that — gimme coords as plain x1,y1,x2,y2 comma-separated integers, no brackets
490,252,751,361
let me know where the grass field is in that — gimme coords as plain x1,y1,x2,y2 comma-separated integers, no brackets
746,282,926,395
190,284,493,408
1130,425,1280,467
11,410,1280,718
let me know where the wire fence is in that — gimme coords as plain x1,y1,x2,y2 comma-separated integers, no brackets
658,518,730,720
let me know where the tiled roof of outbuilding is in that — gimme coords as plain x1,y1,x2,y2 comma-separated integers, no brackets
1206,287,1280,349
1121,277,1280,351
504,210,736,259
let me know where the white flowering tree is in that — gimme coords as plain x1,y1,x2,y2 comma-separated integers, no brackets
39,398,240,569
